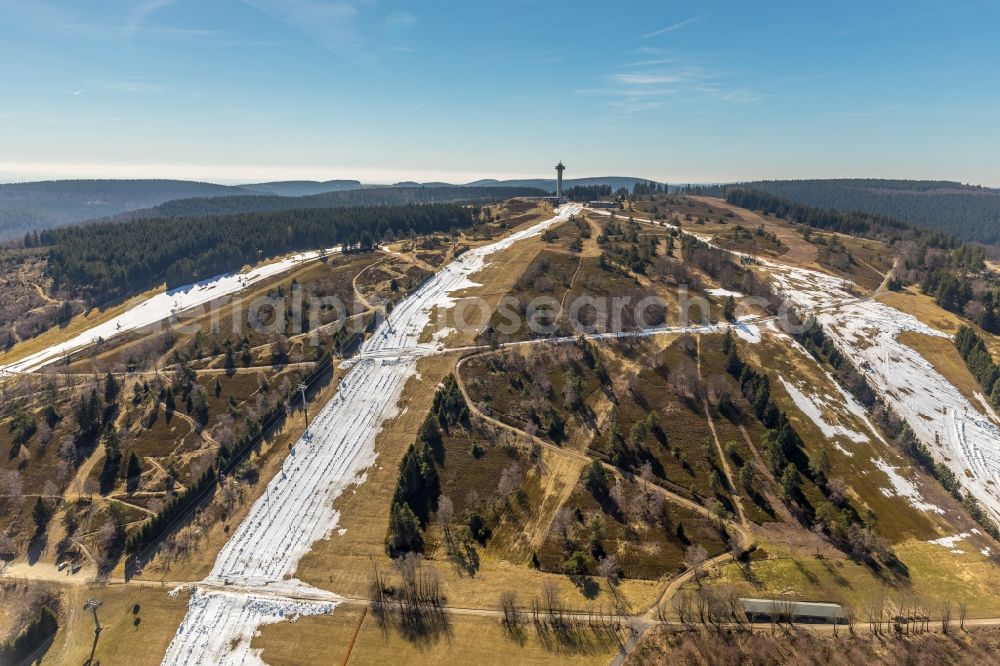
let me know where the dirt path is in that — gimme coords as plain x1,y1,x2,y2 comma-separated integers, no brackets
555,254,585,329
454,350,750,531
352,258,385,312
738,425,797,525
28,281,58,305
379,248,436,273
695,335,749,527
453,347,754,655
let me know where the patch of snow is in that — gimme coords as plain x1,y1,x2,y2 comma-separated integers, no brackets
733,321,761,344
928,532,972,549
768,262,1000,523
872,458,944,514
707,288,743,298
163,586,338,666
778,376,868,447
162,205,584,664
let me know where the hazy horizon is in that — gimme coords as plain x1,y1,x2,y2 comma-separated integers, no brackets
0,166,995,190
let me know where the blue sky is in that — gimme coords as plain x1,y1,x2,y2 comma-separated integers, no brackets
1,0,998,185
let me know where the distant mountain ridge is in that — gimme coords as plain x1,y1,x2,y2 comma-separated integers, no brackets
0,179,254,240
466,176,655,191
0,176,659,242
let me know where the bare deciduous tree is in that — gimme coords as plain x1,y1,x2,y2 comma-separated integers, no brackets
672,590,693,626
499,590,522,634
0,470,23,512
598,554,621,587
0,533,16,557
685,544,708,583
542,581,563,623
552,508,574,548
496,462,523,511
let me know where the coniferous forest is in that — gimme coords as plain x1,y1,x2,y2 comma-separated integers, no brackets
41,203,476,302
692,179,1000,245
118,185,547,221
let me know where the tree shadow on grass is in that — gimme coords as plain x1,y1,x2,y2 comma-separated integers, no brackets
820,557,852,588
571,575,601,600
27,530,48,565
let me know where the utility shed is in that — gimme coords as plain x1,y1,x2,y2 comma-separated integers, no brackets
739,598,846,624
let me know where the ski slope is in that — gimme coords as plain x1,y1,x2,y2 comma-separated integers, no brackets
0,247,339,376
696,223,998,517
161,204,582,665
594,206,1000,522
768,263,1000,522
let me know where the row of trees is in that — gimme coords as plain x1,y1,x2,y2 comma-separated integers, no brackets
564,184,613,202
921,268,1000,333
0,606,58,663
724,330,897,563
955,326,1000,412
385,376,469,555
42,203,478,303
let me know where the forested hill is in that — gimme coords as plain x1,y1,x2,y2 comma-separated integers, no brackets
0,179,254,241
112,185,548,221
692,179,1000,245
42,203,475,303
239,180,361,196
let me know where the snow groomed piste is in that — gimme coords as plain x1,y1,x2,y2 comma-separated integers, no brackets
767,265,1000,523
160,204,583,665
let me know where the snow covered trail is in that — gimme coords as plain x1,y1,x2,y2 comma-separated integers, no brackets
768,264,1000,522
161,204,582,665
0,247,339,375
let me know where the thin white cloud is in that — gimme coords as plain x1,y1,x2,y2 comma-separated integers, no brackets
125,0,175,36
240,0,373,61
384,9,416,31
84,78,165,93
617,58,675,69
612,72,687,85
611,100,668,114
639,17,698,39
592,58,769,113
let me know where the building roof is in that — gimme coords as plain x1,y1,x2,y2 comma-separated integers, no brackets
739,598,845,619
